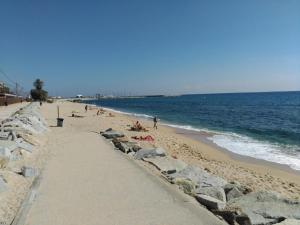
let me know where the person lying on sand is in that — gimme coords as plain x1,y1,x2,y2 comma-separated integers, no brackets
71,113,84,118
131,135,154,141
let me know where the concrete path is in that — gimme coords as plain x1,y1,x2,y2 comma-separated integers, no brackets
23,105,226,225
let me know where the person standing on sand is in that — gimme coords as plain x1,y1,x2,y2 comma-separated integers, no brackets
153,116,158,129
85,105,88,112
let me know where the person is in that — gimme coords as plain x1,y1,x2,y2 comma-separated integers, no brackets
153,116,158,129
97,109,100,116
40,101,42,106
85,105,88,112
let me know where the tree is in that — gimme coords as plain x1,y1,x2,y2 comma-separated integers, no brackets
33,79,44,90
30,79,48,101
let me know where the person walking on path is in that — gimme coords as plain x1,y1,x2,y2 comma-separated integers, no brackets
85,105,88,112
153,116,158,129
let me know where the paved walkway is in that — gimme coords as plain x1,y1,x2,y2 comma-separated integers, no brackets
23,105,226,225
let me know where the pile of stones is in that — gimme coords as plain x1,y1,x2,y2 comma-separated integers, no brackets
101,128,300,225
0,103,47,192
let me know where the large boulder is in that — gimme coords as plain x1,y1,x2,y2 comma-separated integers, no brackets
101,130,124,139
226,186,243,201
174,177,196,195
143,157,187,174
134,148,166,160
195,194,226,210
196,186,226,202
167,165,227,188
0,140,19,159
21,166,38,177
227,191,300,225
112,138,141,153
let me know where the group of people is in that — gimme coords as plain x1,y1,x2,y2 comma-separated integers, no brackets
85,104,159,130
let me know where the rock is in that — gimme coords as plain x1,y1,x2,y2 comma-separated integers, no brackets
227,191,300,225
114,141,130,153
0,131,10,140
226,186,243,201
134,148,166,160
127,152,135,157
0,140,19,159
224,181,251,195
174,177,196,195
16,138,33,153
102,130,124,139
143,157,187,174
167,165,227,188
21,166,37,177
275,219,300,225
196,186,226,202
113,139,140,154
0,176,8,193
195,194,226,210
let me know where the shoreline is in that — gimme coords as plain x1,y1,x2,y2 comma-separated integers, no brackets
80,102,300,199
87,103,300,175
176,128,300,176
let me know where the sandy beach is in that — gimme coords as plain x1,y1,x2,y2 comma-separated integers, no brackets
71,101,300,200
1,100,299,224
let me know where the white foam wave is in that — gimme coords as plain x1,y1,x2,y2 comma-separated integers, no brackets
101,107,153,119
162,123,214,134
208,133,300,171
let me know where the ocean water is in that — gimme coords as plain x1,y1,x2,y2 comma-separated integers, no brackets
85,92,300,170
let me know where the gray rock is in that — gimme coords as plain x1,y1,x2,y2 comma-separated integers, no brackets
213,210,252,225
21,166,37,177
227,191,300,225
196,186,226,202
167,165,227,188
134,148,166,160
226,186,243,201
127,152,135,157
195,194,226,210
113,140,140,154
0,176,8,193
114,141,130,153
102,130,124,139
143,157,187,174
16,139,33,153
224,182,251,195
275,219,300,225
174,177,196,195
0,140,19,159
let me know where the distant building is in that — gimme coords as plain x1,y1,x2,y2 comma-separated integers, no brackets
76,94,83,98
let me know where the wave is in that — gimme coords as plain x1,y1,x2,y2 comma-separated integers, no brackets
208,133,300,171
101,107,153,119
95,105,300,171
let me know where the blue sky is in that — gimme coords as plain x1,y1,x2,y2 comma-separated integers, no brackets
0,0,299,97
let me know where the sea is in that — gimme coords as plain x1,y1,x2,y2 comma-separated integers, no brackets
85,91,300,171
